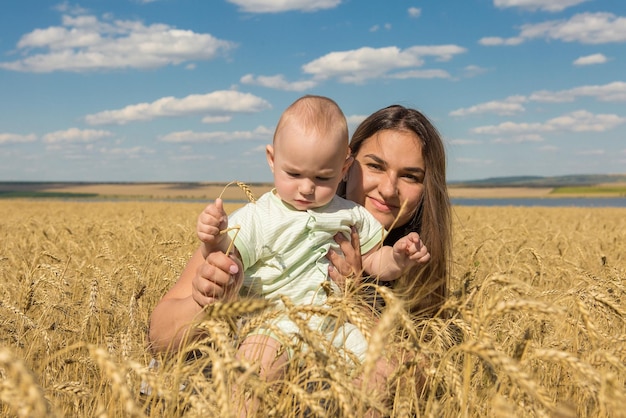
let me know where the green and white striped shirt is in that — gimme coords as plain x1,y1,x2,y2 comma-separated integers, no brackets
228,190,384,307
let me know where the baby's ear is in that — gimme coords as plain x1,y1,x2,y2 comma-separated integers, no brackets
342,153,353,174
266,144,275,172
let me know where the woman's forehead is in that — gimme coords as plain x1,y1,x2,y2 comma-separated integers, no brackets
356,130,424,165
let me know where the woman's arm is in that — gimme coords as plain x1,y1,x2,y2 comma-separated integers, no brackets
148,247,243,354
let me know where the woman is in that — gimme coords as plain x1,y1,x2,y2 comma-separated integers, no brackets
329,104,451,318
148,104,451,354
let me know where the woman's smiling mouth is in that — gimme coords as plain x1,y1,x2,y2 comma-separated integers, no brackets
368,196,397,212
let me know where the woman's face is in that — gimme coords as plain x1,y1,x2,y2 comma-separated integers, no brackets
345,129,425,230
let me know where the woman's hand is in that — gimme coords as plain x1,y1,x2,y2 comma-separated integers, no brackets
192,251,243,307
327,226,362,289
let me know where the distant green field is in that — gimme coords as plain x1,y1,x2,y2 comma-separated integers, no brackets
551,186,626,195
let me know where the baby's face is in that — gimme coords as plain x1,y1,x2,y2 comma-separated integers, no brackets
267,121,349,211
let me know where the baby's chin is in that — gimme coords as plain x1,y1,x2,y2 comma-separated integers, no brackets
367,209,397,230
289,199,331,211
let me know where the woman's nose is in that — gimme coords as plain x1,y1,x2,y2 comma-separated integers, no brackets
378,174,398,198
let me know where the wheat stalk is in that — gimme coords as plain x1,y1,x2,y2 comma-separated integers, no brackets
87,344,143,417
49,381,90,398
202,298,272,319
532,347,602,390
0,347,52,417
456,339,554,413
82,277,99,332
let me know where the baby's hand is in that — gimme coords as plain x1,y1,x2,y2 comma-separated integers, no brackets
197,198,228,249
393,232,430,268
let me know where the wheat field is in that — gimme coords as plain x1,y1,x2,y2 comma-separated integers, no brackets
0,199,624,417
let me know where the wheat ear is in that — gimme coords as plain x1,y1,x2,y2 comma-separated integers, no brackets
217,180,257,203
216,180,257,255
0,347,52,417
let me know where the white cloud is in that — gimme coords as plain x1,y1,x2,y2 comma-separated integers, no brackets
456,157,494,165
346,115,367,125
42,128,113,143
462,65,489,78
492,134,544,143
472,110,625,135
99,146,155,156
529,81,626,103
240,74,317,91
226,0,341,13
478,36,524,46
243,144,267,155
449,139,483,145
85,90,272,125
53,2,88,15
370,23,391,32
303,46,411,83
480,12,626,46
545,12,624,45
547,110,624,132
576,149,605,155
450,95,527,117
473,121,547,135
387,69,451,79
520,13,626,44
160,125,273,143
0,133,37,144
346,117,365,136
0,13,236,73
449,82,626,122
407,45,467,62
493,0,590,12
302,45,465,83
573,53,608,66
539,145,559,151
201,115,233,124
170,154,216,161
408,7,421,18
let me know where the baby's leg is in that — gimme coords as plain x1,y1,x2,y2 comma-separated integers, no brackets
234,334,289,417
237,333,289,381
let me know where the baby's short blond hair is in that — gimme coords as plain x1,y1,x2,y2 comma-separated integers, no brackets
274,95,348,148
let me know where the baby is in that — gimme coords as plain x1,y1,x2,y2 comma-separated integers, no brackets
197,95,429,382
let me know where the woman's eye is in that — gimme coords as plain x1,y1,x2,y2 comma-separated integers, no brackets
403,174,422,183
366,163,383,171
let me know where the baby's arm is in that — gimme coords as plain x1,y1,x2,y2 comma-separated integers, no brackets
361,232,430,281
197,198,233,259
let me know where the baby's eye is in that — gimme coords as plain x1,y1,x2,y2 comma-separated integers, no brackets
316,176,332,181
286,172,300,178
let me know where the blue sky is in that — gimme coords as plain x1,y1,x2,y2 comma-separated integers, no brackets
1,0,624,183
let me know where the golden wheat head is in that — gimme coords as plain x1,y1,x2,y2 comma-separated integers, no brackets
218,180,256,203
